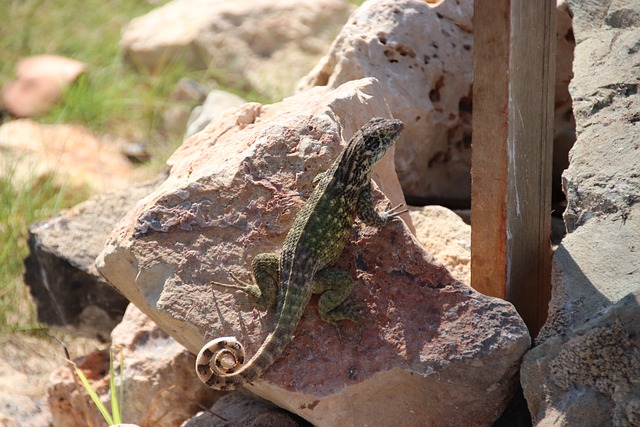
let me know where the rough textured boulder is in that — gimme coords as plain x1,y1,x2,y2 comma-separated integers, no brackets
120,0,353,100
97,78,530,426
521,1,640,424
24,181,160,340
1,55,87,117
523,292,640,427
47,304,218,427
298,0,474,202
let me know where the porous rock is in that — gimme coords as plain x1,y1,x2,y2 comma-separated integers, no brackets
521,1,640,424
96,78,530,426
120,0,353,100
1,55,87,117
522,292,640,427
47,304,218,427
24,180,160,340
298,0,474,202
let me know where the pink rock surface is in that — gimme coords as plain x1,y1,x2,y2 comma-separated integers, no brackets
97,78,529,426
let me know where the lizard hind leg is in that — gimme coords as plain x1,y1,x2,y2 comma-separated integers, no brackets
311,267,364,343
211,252,280,310
196,336,247,388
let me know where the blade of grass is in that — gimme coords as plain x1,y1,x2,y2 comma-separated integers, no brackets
72,362,114,425
118,346,124,422
109,346,122,424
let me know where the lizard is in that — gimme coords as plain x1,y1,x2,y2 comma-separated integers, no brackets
195,117,406,390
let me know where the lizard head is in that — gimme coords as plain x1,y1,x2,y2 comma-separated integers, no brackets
360,117,404,163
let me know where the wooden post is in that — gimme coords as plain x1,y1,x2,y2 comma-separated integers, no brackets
471,0,555,336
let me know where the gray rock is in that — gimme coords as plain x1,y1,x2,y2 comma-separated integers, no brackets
24,179,161,340
521,0,640,424
185,90,246,139
523,292,640,427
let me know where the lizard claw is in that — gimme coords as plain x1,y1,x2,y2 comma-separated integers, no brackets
212,272,252,290
383,203,409,218
211,273,265,306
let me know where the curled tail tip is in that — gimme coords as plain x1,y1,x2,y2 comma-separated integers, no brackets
196,336,246,390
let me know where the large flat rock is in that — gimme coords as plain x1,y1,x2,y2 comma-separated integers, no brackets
97,78,529,426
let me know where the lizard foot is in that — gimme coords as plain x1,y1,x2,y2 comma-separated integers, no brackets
382,202,409,219
322,302,366,345
211,272,266,307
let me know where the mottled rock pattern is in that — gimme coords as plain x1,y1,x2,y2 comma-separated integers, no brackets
47,304,218,427
1,55,86,117
24,180,160,340
121,0,353,100
521,0,640,424
299,0,474,202
523,292,640,427
97,78,530,426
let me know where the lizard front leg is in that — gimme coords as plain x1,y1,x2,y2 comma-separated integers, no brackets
357,181,408,228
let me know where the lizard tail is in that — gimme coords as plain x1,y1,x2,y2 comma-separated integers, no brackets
196,336,247,388
195,298,306,390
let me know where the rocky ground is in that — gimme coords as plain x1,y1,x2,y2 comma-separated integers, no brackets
2,0,639,426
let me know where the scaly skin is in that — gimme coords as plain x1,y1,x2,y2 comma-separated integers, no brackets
196,117,405,390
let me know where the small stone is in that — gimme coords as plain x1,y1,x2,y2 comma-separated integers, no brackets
1,55,87,117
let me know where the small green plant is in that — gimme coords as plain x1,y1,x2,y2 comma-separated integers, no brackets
70,345,125,426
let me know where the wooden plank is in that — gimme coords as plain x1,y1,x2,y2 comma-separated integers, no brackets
471,0,555,336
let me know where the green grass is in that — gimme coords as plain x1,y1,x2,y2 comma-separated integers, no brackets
0,0,274,139
0,170,89,331
0,1,159,330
